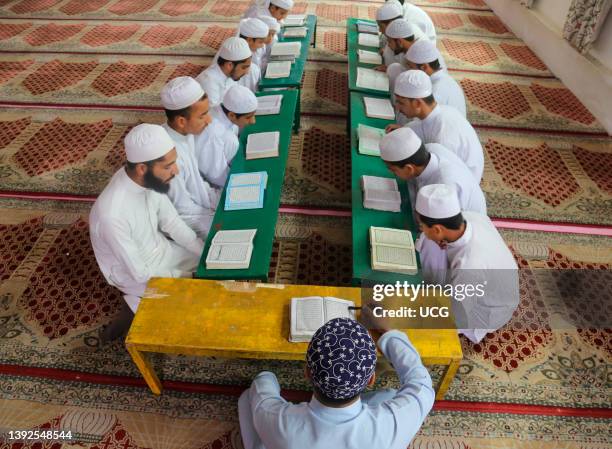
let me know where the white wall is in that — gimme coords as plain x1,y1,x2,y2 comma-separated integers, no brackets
485,0,612,134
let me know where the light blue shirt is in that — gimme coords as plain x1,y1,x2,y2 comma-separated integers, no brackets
239,330,435,449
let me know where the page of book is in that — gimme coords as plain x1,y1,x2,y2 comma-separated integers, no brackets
227,185,262,204
357,68,389,92
357,124,384,152
364,188,401,203
211,229,256,244
371,227,414,248
356,23,379,35
256,95,282,115
361,175,398,192
358,49,382,65
358,33,379,47
247,131,279,154
216,243,251,263
283,26,307,37
229,172,267,188
374,245,417,267
363,97,395,120
284,14,305,26
293,297,324,333
265,61,292,79
323,297,356,321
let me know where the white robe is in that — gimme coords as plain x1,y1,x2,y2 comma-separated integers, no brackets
89,168,204,311
195,106,239,188
445,211,520,343
253,46,268,73
239,59,261,92
195,63,236,108
431,70,467,118
411,143,487,285
164,124,220,239
243,1,273,19
403,2,436,43
407,104,484,182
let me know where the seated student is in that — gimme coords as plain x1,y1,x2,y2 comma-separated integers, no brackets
380,127,486,284
375,2,406,67
401,0,436,42
387,70,484,182
383,18,420,72
244,0,293,21
405,40,467,117
238,316,435,449
196,85,257,188
415,184,520,343
161,76,220,239
256,15,280,73
90,124,204,315
196,37,252,107
237,18,269,92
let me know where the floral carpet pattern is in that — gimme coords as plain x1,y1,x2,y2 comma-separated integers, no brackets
0,0,610,447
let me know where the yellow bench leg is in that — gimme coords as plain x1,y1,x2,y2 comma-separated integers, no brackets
436,359,460,400
127,344,163,395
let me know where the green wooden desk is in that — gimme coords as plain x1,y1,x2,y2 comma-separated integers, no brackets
346,18,390,98
259,14,317,132
195,90,298,280
349,91,421,285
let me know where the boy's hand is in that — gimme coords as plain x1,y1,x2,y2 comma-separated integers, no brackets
385,124,402,133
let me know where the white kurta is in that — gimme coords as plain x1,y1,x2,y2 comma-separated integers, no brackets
403,2,436,42
243,1,272,19
163,124,220,239
239,59,261,92
195,106,239,188
195,64,236,107
446,211,520,343
407,104,484,182
410,143,487,285
431,70,467,118
89,168,204,310
253,46,267,73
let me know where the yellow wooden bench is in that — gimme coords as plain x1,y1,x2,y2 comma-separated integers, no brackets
125,278,463,400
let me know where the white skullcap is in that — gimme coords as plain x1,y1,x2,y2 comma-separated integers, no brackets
416,184,461,219
218,36,252,61
222,85,258,114
405,39,441,64
258,15,280,32
125,124,174,163
395,69,433,98
239,18,269,39
376,1,402,21
385,19,415,39
161,76,204,111
270,0,293,9
379,127,423,162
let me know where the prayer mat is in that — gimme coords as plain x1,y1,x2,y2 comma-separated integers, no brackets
0,378,609,449
0,197,609,408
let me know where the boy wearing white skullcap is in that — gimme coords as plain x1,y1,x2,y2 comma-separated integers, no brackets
257,15,280,72
380,126,486,284
244,0,293,21
90,124,204,315
196,85,257,188
415,184,519,344
387,70,484,182
405,40,466,117
160,76,220,239
237,18,269,92
196,37,252,107
401,0,436,43
375,3,405,69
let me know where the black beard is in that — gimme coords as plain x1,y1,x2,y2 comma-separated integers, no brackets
143,169,171,194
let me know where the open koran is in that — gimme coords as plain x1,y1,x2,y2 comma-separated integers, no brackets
270,42,302,57
358,49,382,65
283,14,305,26
290,296,356,343
246,131,280,159
356,67,389,92
206,229,257,270
256,95,283,115
363,96,395,120
357,123,385,156
370,226,417,275
358,33,380,48
361,175,401,212
265,61,291,79
224,171,267,211
283,26,307,38
356,21,379,35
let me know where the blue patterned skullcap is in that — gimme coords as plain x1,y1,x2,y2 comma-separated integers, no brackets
306,317,377,400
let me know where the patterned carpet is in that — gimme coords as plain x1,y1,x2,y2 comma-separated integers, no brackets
0,0,610,447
